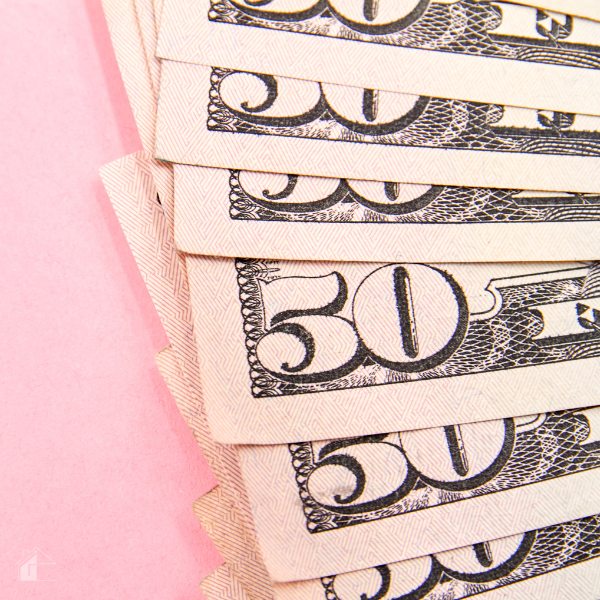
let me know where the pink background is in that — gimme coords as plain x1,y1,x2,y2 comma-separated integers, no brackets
1,1,221,598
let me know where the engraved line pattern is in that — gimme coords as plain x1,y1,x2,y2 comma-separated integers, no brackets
236,259,600,398
288,410,600,533
321,513,600,600
208,69,600,155
209,0,600,70
228,170,600,223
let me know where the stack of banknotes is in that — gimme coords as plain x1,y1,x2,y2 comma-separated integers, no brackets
99,0,600,598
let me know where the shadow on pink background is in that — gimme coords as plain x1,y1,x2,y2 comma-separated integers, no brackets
1,1,221,597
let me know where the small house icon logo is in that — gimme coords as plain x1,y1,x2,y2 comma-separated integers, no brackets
16,548,56,581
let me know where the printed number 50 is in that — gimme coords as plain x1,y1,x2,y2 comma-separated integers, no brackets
255,264,468,383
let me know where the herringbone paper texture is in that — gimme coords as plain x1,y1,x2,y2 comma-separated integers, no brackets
98,0,600,594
